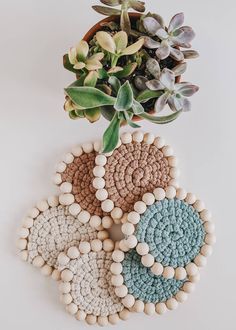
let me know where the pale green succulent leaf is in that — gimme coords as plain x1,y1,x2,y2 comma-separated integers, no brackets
102,113,121,153
63,54,78,73
113,31,128,53
121,38,144,55
121,9,131,34
76,41,89,61
132,99,144,114
84,71,98,87
96,31,116,54
92,5,121,16
114,81,133,111
139,110,182,124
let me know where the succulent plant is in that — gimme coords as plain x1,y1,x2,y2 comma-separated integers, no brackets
93,0,146,34
143,13,197,61
144,59,199,112
96,31,144,67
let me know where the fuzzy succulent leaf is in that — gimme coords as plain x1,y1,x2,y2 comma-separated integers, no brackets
65,86,115,109
176,83,199,97
139,110,182,124
92,5,121,15
102,113,121,153
114,81,133,111
132,99,144,114
69,110,84,120
143,17,161,35
84,71,98,87
84,108,101,122
108,76,121,94
63,54,78,73
136,90,163,103
101,106,116,121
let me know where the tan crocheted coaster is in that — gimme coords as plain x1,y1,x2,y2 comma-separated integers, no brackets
53,141,109,218
17,195,110,280
57,242,130,326
92,131,179,221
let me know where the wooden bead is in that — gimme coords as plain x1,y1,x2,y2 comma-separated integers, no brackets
134,201,146,214
175,267,187,280
71,145,83,157
78,210,90,224
97,316,108,327
204,222,215,234
36,200,49,212
169,179,179,188
153,188,165,200
194,254,207,267
76,310,86,321
63,153,74,164
155,303,167,315
170,168,180,179
205,233,216,245
151,262,163,276
62,293,73,305
132,131,144,142
28,208,39,219
176,188,187,200
189,273,201,283
32,256,45,268
110,262,122,275
82,142,93,153
53,173,62,185
186,262,199,276
89,215,101,228
97,230,109,241
121,223,135,235
41,265,52,276
115,285,128,298
133,300,144,313
57,162,66,173
94,140,102,152
144,303,155,316
200,244,213,257
141,254,154,267
101,216,113,229
122,294,135,308
60,182,72,193
86,315,97,325
17,238,27,250
200,209,212,222
101,199,114,212
58,252,70,266
111,274,124,287
111,207,123,220
166,298,178,310
121,132,132,144
93,166,105,177
165,186,176,199
19,250,28,261
144,133,155,144
162,145,173,157
185,193,196,204
59,282,71,294
124,235,137,249
95,154,107,166
18,227,29,239
183,282,195,293
142,192,155,205
175,291,188,303
91,239,103,252
95,189,108,201
112,250,125,263
154,136,165,149
61,269,73,282
168,156,178,167
59,193,74,206
103,239,114,252
119,308,130,320
119,239,130,252
69,203,81,216
93,177,105,189
51,269,61,281
108,313,120,325
47,196,59,207
67,247,80,259
136,242,149,256
127,211,140,224
79,242,91,254
194,200,205,212
163,266,175,279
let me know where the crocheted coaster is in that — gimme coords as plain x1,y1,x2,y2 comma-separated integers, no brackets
110,247,196,315
120,186,216,280
92,131,179,221
57,242,130,326
17,195,110,280
53,141,111,219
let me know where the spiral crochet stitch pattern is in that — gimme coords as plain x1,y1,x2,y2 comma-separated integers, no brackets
135,199,205,268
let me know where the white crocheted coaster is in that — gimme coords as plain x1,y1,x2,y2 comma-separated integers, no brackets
17,195,110,280
57,242,130,326
120,187,216,280
92,131,179,222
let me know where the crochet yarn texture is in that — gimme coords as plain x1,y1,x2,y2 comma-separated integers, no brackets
135,199,205,268
104,142,171,213
122,250,185,303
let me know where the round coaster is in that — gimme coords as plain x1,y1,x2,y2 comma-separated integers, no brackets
110,247,198,315
120,187,215,280
92,131,179,221
17,195,109,280
57,242,130,326
54,141,111,219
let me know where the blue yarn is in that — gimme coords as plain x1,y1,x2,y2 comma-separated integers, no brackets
122,250,185,303
135,198,205,268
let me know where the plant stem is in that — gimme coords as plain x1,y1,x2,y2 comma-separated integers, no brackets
111,54,119,67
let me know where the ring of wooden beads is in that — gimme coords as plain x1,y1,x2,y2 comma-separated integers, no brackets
54,141,113,219
17,195,109,280
110,246,199,315
121,187,215,280
92,131,179,221
57,242,130,326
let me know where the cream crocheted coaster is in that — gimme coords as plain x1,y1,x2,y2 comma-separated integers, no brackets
17,195,110,280
92,131,179,222
120,187,215,280
57,242,130,326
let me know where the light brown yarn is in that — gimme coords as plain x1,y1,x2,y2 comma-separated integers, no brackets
61,151,105,217
104,142,171,212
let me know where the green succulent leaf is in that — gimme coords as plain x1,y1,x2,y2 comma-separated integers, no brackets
132,99,144,114
102,113,121,153
84,108,101,122
69,74,87,87
113,63,137,78
84,71,98,87
92,5,121,16
138,110,182,124
108,76,121,94
69,109,85,120
65,87,116,109
63,54,78,73
123,111,141,128
101,106,116,121
114,81,133,111
136,90,163,103
98,68,109,79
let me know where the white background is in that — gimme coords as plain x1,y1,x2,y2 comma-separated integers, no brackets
0,0,235,329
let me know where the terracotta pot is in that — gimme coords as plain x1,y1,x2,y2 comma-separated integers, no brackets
83,13,181,122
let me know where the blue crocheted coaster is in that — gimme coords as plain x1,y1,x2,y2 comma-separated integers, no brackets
135,198,205,268
122,250,185,303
